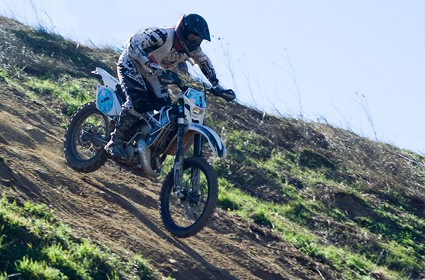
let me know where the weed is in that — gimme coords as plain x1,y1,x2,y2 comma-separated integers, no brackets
0,195,158,279
132,254,158,280
218,192,241,211
298,149,335,170
250,207,274,227
346,254,372,275
0,69,7,82
16,256,65,280
218,180,247,211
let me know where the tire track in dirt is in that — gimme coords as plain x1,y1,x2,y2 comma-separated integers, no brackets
0,85,338,279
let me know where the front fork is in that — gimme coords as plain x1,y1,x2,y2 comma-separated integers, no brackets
173,95,204,198
173,95,186,197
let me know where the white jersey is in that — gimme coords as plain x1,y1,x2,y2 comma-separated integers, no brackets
119,27,218,87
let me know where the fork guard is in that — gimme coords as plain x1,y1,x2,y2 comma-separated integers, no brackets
163,123,226,158
187,123,226,158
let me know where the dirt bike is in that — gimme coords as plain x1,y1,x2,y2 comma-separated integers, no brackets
63,64,227,238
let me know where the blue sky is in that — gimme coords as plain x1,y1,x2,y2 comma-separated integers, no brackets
1,0,425,153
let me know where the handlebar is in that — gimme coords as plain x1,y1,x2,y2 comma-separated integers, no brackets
158,68,234,102
158,70,211,93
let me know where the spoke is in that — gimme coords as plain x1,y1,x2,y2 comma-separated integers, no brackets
74,112,108,161
168,166,208,228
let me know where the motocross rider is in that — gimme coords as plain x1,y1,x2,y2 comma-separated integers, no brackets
105,13,236,160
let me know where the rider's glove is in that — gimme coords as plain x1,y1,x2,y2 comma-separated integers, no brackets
158,70,181,85
145,62,165,76
211,84,236,102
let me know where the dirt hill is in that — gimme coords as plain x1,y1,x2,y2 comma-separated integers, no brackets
0,17,424,279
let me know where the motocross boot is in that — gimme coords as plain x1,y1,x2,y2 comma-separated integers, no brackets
105,108,139,161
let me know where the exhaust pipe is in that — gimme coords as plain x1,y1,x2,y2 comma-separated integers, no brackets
137,138,161,177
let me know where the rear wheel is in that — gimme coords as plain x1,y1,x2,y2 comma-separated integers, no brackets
160,156,218,238
63,101,111,172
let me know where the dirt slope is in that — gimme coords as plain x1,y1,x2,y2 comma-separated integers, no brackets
1,15,425,279
0,79,339,279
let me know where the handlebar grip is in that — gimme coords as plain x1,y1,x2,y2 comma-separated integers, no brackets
158,71,181,85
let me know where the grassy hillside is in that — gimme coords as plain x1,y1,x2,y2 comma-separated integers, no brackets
0,195,158,279
0,16,424,279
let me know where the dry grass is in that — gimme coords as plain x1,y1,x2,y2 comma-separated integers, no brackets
1,15,424,279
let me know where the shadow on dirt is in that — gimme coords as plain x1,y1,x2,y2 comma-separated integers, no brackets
85,177,238,279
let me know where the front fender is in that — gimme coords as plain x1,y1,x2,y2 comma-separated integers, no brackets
188,123,226,158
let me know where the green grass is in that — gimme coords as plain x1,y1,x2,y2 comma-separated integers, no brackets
0,64,96,116
217,177,421,279
0,195,160,279
25,75,95,115
0,69,7,82
199,111,424,279
2,22,425,279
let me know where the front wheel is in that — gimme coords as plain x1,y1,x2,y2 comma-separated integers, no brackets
160,157,218,238
63,101,111,172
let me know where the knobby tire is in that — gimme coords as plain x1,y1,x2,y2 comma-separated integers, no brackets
63,101,110,173
160,156,218,238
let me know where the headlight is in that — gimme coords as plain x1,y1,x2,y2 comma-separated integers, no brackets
193,107,204,115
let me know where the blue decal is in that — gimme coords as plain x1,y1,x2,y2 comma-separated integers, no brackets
97,87,114,114
186,89,206,109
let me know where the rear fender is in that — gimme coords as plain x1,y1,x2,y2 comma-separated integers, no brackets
93,67,118,89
